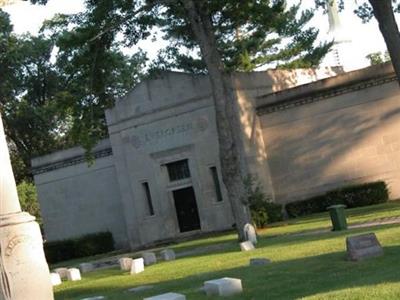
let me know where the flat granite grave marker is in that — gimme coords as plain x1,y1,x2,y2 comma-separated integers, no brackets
130,258,144,274
67,268,82,281
54,267,68,280
119,257,133,271
143,292,186,300
243,223,257,244
142,252,157,265
50,273,62,286
204,277,243,296
160,249,176,261
346,233,383,261
240,241,255,251
79,263,94,273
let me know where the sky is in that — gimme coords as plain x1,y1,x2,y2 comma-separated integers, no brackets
2,0,393,72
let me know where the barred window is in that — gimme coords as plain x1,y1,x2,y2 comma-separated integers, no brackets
166,159,191,181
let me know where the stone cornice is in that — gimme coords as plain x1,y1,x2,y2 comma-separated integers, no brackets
31,148,113,175
256,63,396,115
257,75,397,115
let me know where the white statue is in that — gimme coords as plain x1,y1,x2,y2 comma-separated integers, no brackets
0,115,53,299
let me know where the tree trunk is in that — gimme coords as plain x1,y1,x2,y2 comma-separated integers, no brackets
369,0,400,84
181,0,251,240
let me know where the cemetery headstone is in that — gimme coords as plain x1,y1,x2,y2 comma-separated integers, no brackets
118,257,133,271
142,252,157,265
249,258,271,266
243,223,257,244
160,249,176,261
130,258,144,274
240,241,255,251
79,263,94,273
67,268,82,281
143,292,186,300
203,277,243,297
346,233,383,261
54,267,68,280
80,297,105,300
50,273,62,286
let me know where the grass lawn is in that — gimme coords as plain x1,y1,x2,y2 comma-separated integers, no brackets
54,201,400,299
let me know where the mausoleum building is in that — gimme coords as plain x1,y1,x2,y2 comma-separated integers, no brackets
32,63,400,249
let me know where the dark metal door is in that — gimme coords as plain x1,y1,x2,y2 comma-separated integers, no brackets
173,187,201,232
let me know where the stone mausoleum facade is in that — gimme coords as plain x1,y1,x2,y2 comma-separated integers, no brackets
32,63,400,250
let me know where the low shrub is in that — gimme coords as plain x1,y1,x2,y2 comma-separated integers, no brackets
244,175,283,228
44,231,114,264
285,181,389,218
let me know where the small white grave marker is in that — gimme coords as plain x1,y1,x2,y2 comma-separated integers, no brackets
240,241,255,251
67,268,81,281
243,223,257,244
80,297,105,300
50,273,61,286
204,277,243,296
143,292,186,300
142,252,157,265
130,258,144,274
118,257,133,271
160,249,176,261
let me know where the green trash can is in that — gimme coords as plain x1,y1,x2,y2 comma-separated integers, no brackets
327,204,347,231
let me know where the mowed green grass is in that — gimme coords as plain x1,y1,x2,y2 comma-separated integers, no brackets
54,201,400,299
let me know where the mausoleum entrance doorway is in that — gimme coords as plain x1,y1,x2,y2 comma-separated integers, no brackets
172,186,201,232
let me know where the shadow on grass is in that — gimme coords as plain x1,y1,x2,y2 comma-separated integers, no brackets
55,245,400,300
55,225,400,300
172,223,400,262
52,202,400,271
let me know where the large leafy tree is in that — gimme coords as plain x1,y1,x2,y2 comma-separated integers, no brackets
150,0,331,239
0,8,147,181
0,11,65,181
40,2,149,152
152,0,331,73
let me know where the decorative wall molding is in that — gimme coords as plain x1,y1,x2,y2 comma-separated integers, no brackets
31,148,113,175
257,75,397,115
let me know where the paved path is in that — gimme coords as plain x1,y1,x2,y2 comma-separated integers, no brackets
293,216,400,237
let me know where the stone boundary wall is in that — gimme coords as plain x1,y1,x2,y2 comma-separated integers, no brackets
257,63,400,203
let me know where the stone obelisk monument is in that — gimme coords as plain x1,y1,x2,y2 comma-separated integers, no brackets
0,114,53,299
325,0,353,70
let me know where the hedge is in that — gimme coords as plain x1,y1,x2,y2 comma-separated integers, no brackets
44,231,114,263
285,181,389,218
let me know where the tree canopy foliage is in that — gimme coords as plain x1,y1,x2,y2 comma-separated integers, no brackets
150,0,331,73
0,8,147,181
